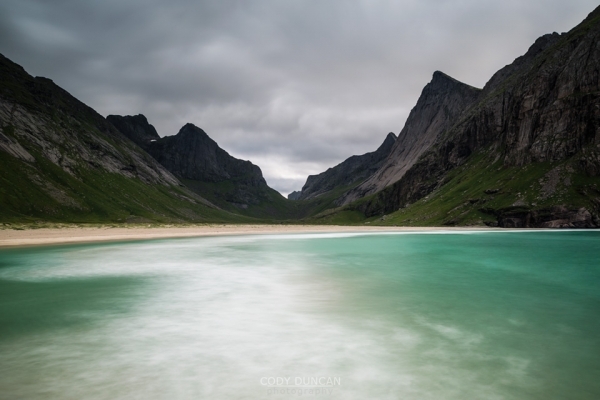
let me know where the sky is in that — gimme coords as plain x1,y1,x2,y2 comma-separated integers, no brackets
0,0,598,196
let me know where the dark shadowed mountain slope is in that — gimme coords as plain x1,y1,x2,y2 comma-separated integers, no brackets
344,6,600,228
108,116,293,218
106,114,160,150
294,132,397,201
339,71,481,205
0,54,244,223
148,123,266,187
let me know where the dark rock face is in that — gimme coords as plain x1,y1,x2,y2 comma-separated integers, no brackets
148,123,266,185
0,53,219,222
106,114,160,150
0,54,179,187
287,191,301,200
296,132,397,200
483,206,597,228
354,6,600,227
109,119,274,206
340,72,481,205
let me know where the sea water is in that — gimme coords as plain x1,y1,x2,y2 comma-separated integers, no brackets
0,231,598,399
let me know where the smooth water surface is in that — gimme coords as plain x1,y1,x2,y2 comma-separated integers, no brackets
0,231,599,399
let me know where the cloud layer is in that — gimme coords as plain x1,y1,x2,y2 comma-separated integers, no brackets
1,0,597,194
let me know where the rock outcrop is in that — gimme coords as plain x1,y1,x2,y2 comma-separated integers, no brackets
352,6,600,227
296,132,397,200
339,72,481,205
0,53,221,222
109,116,280,208
106,114,160,150
287,191,301,200
148,123,265,185
0,55,180,187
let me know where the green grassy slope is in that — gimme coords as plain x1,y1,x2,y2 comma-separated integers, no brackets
311,148,599,227
0,148,251,224
0,54,252,224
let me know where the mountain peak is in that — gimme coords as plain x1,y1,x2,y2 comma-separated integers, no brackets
179,123,210,136
107,114,160,149
296,131,398,200
376,132,397,154
432,70,456,82
182,122,199,129
428,71,480,93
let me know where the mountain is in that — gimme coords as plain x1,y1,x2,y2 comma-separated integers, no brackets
339,72,480,205
3,4,600,228
106,114,160,150
287,191,301,200
294,132,397,201
338,6,600,228
107,115,291,217
0,53,244,223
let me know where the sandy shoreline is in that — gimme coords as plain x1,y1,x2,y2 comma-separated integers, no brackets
0,224,502,248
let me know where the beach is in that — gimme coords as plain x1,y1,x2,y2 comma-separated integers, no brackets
0,224,501,247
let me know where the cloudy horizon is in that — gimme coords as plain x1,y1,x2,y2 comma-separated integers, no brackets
1,0,597,195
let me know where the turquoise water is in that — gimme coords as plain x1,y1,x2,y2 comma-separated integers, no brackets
0,231,599,399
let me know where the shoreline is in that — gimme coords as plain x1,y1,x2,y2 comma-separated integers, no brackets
0,224,505,248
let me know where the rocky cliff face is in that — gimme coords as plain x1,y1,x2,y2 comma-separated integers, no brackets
353,6,600,227
148,123,266,185
339,72,481,205
296,132,397,200
106,114,160,150
0,55,179,187
109,117,279,208
0,54,223,223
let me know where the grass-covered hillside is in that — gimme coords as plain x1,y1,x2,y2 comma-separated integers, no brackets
0,54,250,224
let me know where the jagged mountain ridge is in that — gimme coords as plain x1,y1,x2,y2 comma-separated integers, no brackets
339,71,481,205
287,191,301,200
293,132,397,201
348,6,600,227
106,114,160,150
108,115,286,212
0,53,242,223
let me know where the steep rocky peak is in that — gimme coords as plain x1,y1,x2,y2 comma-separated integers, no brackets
174,123,222,150
581,4,600,24
181,122,202,131
375,132,397,154
130,114,151,126
417,71,481,108
429,71,479,91
384,131,397,143
296,131,398,201
338,72,481,205
431,70,460,85
482,32,562,93
178,123,210,138
527,33,562,56
106,113,160,150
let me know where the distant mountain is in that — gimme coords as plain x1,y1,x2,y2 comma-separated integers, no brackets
108,115,289,216
337,6,600,228
0,54,241,223
287,191,301,200
293,132,397,201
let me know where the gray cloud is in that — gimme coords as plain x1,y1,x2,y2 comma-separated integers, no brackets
1,0,597,195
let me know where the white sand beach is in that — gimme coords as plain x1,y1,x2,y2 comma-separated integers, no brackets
0,224,500,247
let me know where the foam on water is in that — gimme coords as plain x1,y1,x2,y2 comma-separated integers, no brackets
0,231,599,399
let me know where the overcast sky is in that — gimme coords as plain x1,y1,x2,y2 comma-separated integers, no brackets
1,0,597,195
